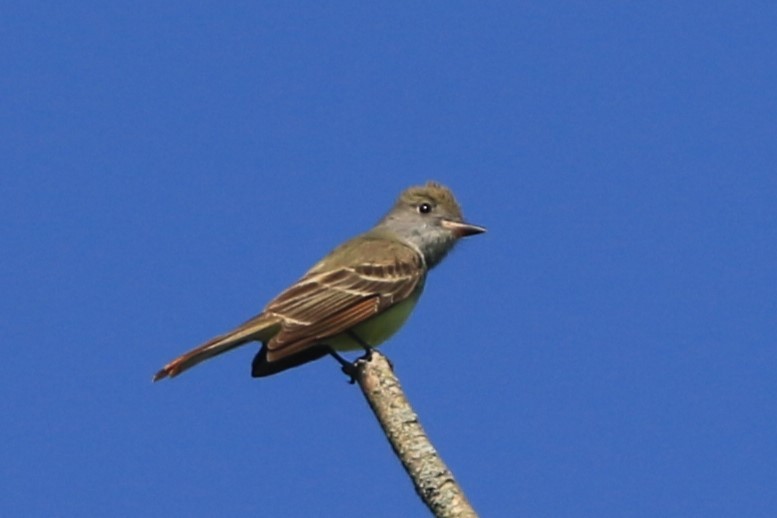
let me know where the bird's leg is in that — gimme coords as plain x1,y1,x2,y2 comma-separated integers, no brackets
347,330,374,360
325,346,359,384
347,331,395,371
324,332,375,384
345,330,394,370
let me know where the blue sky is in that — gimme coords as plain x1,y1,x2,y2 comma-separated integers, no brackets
2,3,776,517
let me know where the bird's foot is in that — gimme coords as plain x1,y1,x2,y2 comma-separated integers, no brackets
347,330,375,362
340,362,359,384
326,347,359,384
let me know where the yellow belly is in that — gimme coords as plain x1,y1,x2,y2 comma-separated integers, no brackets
328,290,421,351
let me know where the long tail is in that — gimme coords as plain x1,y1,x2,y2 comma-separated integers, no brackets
153,316,281,381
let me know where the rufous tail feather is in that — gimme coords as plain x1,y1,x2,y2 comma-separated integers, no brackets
153,317,280,381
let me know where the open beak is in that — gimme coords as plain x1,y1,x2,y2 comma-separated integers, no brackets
441,219,487,238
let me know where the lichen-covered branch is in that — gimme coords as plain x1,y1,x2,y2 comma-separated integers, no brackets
354,352,477,518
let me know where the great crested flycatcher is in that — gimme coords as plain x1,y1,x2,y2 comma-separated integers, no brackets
153,181,485,381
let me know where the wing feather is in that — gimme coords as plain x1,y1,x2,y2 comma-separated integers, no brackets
262,238,424,361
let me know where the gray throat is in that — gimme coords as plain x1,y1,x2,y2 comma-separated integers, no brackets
376,219,457,269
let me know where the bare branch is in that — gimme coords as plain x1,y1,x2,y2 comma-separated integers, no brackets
355,352,477,518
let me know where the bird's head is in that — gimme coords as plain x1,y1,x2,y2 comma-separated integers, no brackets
380,181,486,268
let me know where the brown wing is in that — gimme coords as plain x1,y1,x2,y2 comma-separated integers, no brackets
262,238,425,362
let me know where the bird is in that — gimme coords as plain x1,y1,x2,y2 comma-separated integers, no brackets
153,181,485,381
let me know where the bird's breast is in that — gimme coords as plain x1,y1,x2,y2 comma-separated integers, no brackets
329,288,423,351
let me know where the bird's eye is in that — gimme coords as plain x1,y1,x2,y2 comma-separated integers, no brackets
418,203,433,214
